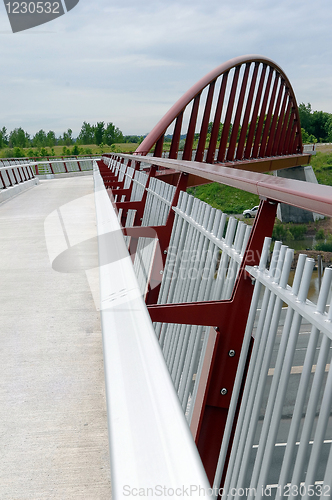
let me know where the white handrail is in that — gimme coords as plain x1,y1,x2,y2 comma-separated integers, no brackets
93,162,210,498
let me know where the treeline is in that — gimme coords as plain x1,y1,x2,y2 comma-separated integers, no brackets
298,103,332,143
0,121,144,150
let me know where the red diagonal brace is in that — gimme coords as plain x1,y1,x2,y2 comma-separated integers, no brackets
120,172,189,303
147,199,277,484
110,187,132,199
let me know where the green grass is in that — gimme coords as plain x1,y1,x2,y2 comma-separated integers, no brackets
272,222,308,241
315,241,332,252
187,182,259,214
311,152,332,186
186,152,332,214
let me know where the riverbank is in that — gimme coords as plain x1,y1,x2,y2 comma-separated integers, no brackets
292,250,332,267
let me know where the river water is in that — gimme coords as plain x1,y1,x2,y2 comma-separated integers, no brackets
287,269,332,306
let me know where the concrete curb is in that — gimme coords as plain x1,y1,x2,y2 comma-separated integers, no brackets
0,178,40,204
37,170,93,180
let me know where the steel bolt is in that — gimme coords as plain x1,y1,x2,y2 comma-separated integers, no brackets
214,326,219,332
220,388,228,396
164,250,167,254
160,270,163,275
228,350,236,357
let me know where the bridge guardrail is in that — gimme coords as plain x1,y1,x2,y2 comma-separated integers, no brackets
0,162,35,189
93,161,211,497
98,152,332,496
0,162,40,203
215,243,332,498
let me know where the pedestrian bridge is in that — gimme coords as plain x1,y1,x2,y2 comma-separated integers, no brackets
1,54,332,500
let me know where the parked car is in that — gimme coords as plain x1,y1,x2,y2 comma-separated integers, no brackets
243,205,259,218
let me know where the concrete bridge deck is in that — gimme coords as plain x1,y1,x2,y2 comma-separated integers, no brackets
0,176,112,499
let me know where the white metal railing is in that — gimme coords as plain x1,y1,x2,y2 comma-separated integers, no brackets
93,161,210,496
0,162,35,189
107,156,177,296
32,158,94,175
101,155,332,496
104,156,252,416
155,192,251,415
214,238,332,499
0,158,94,179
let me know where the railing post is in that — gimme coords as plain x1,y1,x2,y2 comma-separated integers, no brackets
145,172,189,305
0,170,6,189
76,156,82,171
61,157,68,173
194,199,278,485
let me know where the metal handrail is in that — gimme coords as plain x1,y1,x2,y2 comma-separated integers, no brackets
93,162,210,496
106,153,332,217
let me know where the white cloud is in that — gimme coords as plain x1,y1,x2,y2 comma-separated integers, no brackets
0,0,332,136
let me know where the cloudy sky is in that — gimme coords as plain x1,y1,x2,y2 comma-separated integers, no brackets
1,0,332,138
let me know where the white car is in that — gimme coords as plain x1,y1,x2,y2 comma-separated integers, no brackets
243,205,259,218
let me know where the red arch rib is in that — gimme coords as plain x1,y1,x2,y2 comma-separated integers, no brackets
135,55,303,166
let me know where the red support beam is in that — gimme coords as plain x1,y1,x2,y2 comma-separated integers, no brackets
258,71,280,158
265,78,285,157
217,66,241,162
21,167,28,182
272,88,289,156
183,94,201,161
276,98,291,155
61,157,68,173
195,82,215,163
76,156,82,171
206,72,229,164
169,112,184,159
236,62,259,160
0,170,5,188
144,172,189,304
154,134,165,158
244,64,267,159
148,199,278,484
252,66,273,158
227,63,250,161
11,168,19,185
7,169,13,187
17,167,24,183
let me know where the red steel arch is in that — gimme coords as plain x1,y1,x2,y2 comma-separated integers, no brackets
135,55,308,174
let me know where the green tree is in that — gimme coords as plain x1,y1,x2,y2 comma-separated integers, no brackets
103,122,123,145
46,131,56,147
77,122,95,145
95,122,105,145
71,144,80,155
301,128,317,144
298,103,332,142
325,115,332,142
32,129,47,148
0,127,8,148
207,122,223,140
298,103,312,132
9,127,30,148
311,111,330,142
124,135,141,143
63,128,73,146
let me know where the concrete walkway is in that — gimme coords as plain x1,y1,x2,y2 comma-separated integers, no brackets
0,177,111,499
